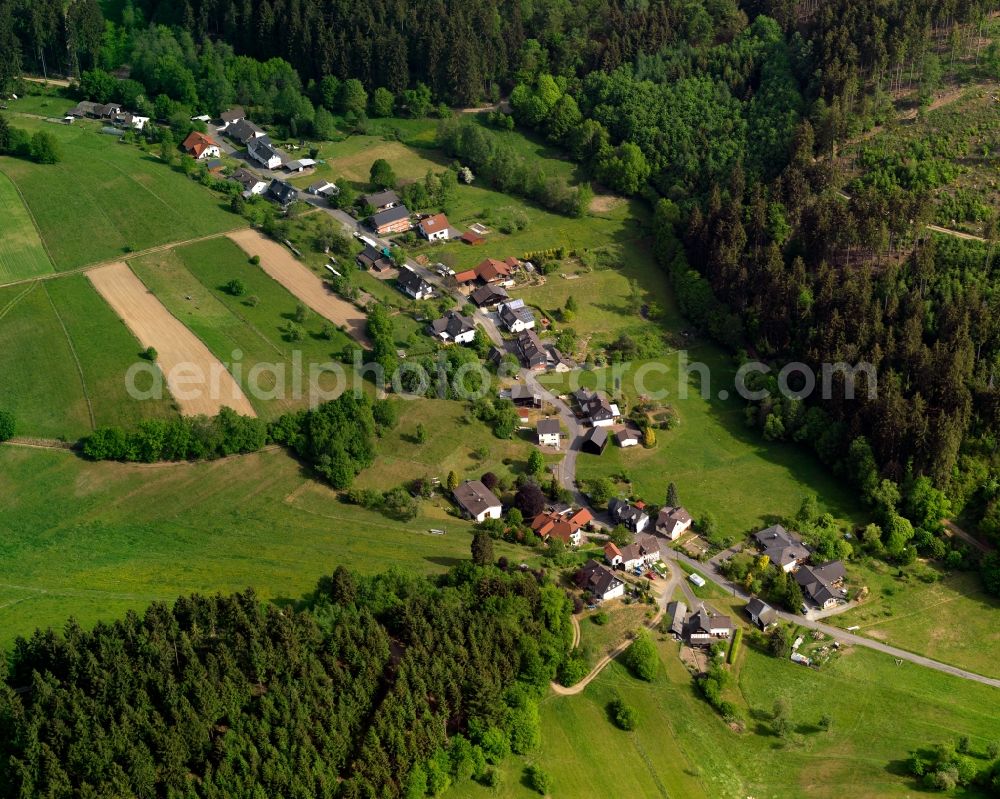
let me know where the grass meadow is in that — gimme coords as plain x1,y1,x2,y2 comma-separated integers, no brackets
0,445,531,649
0,170,53,282
460,633,1000,799
0,276,177,438
0,115,237,272
832,563,1000,678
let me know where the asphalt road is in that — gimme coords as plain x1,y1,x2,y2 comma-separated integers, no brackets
666,548,1000,689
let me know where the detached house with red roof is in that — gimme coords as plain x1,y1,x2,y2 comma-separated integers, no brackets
418,213,450,241
182,131,221,160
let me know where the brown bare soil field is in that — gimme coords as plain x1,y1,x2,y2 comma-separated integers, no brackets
88,262,256,417
227,229,371,346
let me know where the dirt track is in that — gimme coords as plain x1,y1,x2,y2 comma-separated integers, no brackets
227,229,371,347
88,262,257,418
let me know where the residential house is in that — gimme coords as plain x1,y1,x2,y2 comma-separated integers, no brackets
371,205,411,236
547,346,576,373
581,426,608,455
182,131,221,160
510,384,540,407
454,269,478,285
574,560,625,602
356,244,394,272
418,213,450,241
218,107,245,131
363,189,401,213
754,525,811,573
614,425,640,448
656,506,693,540
230,168,268,198
265,179,297,208
573,388,618,427
685,604,733,646
248,136,284,169
469,284,509,307
112,111,149,130
453,479,502,523
307,180,338,197
515,329,546,370
745,597,778,629
396,267,434,300
475,257,513,284
536,418,561,448
608,498,650,533
795,561,847,609
604,533,660,570
226,118,265,144
428,311,475,344
531,508,590,547
498,300,536,333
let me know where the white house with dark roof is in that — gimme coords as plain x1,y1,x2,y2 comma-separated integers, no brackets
607,498,650,533
685,604,733,646
230,168,268,197
574,560,625,602
795,561,847,609
429,311,475,344
536,418,561,448
453,479,502,523
248,136,283,169
497,299,536,333
754,524,811,573
604,533,660,570
656,506,693,540
745,597,778,629
396,267,434,300
363,189,400,212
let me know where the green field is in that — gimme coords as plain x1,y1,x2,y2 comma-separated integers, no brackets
464,638,1000,799
0,275,177,438
130,237,358,418
0,445,532,649
0,115,237,272
0,170,53,281
833,564,1000,679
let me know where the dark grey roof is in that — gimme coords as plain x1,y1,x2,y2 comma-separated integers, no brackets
498,302,535,328
228,118,265,143
430,310,474,338
795,561,846,605
582,426,608,449
745,597,777,626
230,168,264,190
575,559,622,599
397,268,432,296
668,601,687,636
266,179,297,206
516,329,545,366
511,384,538,401
608,499,648,528
371,205,410,227
453,479,502,517
536,418,560,436
470,284,508,306
220,107,245,123
249,135,281,163
363,189,400,209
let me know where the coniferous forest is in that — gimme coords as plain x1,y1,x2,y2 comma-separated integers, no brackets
0,564,573,798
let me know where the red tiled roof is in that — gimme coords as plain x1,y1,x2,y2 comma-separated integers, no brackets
476,258,512,282
454,269,478,283
419,212,449,234
182,130,217,158
461,231,485,245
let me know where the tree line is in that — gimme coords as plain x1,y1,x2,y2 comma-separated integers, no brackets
0,558,574,798
80,394,394,490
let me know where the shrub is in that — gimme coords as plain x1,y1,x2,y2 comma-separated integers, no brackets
727,628,743,664
0,410,15,441
622,630,657,681
225,278,247,296
608,698,638,730
249,255,261,265
142,346,158,361
591,611,609,625
525,765,551,796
